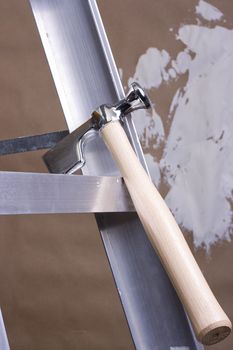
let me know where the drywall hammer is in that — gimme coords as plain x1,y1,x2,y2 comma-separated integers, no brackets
43,82,232,346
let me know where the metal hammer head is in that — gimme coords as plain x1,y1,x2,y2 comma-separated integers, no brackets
92,82,151,129
43,82,151,174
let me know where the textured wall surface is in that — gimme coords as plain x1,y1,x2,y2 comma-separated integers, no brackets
0,1,232,349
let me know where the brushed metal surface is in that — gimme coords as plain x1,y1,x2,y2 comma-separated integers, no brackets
29,1,203,349
0,172,133,214
0,130,68,155
43,82,150,175
0,310,10,350
43,119,94,174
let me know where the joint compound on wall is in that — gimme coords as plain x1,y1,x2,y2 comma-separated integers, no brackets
126,1,233,250
196,0,223,21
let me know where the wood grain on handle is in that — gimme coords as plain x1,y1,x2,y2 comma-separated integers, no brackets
101,120,232,346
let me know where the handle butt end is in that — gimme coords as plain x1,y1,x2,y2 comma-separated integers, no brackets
198,320,232,345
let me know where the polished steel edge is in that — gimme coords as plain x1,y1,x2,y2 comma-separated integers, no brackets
0,309,10,350
29,1,203,349
88,0,150,173
0,172,134,214
89,2,203,349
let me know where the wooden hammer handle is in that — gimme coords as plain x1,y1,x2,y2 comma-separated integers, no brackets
101,120,231,346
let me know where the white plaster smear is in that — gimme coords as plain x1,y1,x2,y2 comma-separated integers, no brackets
128,3,233,249
144,153,161,187
163,25,233,248
196,0,223,21
128,47,170,89
133,107,164,150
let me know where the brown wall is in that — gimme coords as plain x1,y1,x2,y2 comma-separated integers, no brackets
0,1,231,349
